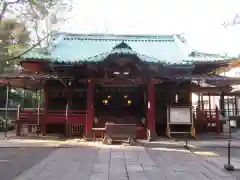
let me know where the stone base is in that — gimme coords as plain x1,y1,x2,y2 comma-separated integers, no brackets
191,127,196,137
84,136,93,141
166,128,171,138
147,129,157,141
83,131,93,141
224,164,235,171
102,136,112,145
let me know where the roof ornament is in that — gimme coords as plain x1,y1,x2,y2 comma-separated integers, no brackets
113,42,132,50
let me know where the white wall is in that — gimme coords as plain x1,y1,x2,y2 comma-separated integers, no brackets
192,93,220,109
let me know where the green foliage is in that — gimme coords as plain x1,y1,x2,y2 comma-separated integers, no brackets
29,0,49,16
0,116,14,131
0,0,72,107
0,0,72,70
0,18,29,71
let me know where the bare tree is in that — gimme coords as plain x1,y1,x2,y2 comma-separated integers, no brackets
223,14,240,27
0,0,73,72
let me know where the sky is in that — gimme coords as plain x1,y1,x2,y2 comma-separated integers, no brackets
61,0,240,56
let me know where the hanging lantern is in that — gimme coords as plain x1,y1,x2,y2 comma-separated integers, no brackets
102,100,108,104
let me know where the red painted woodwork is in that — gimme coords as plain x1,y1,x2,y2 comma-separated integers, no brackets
47,110,87,124
16,109,44,136
86,80,94,138
136,125,147,138
16,109,87,136
202,109,222,135
46,111,66,124
147,80,156,133
78,78,145,84
194,107,206,134
42,87,48,135
21,60,50,73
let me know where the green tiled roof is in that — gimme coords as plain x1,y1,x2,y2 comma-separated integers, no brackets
22,48,51,60
22,32,231,64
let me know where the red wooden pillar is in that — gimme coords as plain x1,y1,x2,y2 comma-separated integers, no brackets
85,80,94,138
42,86,48,135
147,79,156,139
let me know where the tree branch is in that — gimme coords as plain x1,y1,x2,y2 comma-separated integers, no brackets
8,0,22,5
0,0,23,23
28,0,42,47
0,3,8,22
6,27,60,62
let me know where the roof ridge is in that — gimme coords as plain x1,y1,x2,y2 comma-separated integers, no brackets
191,50,229,58
54,32,180,38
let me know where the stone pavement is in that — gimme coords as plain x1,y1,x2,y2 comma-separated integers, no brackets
140,139,240,149
0,130,15,139
186,139,240,148
0,138,62,147
206,156,240,170
13,144,237,180
0,148,55,180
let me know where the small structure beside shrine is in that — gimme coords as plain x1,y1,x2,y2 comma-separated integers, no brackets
0,33,240,140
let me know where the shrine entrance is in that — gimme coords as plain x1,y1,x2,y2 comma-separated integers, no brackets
94,84,147,126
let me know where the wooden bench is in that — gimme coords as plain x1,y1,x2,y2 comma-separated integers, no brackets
92,128,106,142
103,123,137,145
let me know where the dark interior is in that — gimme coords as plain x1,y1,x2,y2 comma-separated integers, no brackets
47,88,87,134
155,82,192,136
46,124,65,135
94,85,146,124
47,89,87,110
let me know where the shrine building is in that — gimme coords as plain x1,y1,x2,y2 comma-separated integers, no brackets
0,33,240,139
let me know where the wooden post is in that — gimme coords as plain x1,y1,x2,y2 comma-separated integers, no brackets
215,106,220,135
197,81,200,107
35,90,38,108
86,80,93,139
4,85,9,137
42,86,48,135
147,80,156,140
16,104,21,136
65,102,69,136
234,96,238,115
201,94,204,110
220,92,225,117
208,92,211,120
37,90,40,126
227,96,230,116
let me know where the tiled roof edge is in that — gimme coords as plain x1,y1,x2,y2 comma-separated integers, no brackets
52,32,178,40
191,50,233,59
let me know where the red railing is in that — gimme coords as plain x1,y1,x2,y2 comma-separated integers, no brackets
16,107,44,136
194,107,222,135
46,109,87,137
204,108,221,135
17,109,44,124
46,109,87,124
16,107,88,136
